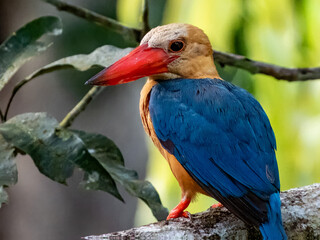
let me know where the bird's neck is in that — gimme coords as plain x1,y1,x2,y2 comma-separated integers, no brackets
154,55,221,81
184,57,220,79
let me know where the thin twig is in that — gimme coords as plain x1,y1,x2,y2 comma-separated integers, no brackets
141,0,150,39
59,86,103,128
44,0,141,42
214,50,320,81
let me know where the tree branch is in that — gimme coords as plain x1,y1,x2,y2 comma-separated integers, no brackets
214,50,320,81
59,86,103,128
44,0,320,82
84,183,320,239
44,0,141,42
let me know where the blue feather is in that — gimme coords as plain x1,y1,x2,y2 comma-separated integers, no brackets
149,78,286,239
260,193,287,240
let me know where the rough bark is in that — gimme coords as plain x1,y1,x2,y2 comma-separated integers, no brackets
85,183,320,240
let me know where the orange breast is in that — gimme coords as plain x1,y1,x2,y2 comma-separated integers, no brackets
139,79,208,200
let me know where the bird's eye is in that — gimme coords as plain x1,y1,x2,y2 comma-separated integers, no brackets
168,40,185,53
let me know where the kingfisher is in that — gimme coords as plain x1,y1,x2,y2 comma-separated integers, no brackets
86,23,287,239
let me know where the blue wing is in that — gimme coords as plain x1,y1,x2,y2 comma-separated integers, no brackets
149,78,280,225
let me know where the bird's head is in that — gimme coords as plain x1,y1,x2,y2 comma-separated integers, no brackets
86,23,219,86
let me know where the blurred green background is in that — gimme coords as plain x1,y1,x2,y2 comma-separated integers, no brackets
122,0,320,226
0,0,319,239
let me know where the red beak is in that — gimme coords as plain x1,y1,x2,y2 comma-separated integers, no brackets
86,44,178,86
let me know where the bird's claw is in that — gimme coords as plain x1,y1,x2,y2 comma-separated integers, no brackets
211,202,223,209
167,210,191,220
181,211,191,218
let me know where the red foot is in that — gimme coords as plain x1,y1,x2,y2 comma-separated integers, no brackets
211,202,223,208
167,210,190,220
166,197,191,220
181,211,191,218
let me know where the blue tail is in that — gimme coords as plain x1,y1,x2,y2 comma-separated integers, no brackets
259,193,287,240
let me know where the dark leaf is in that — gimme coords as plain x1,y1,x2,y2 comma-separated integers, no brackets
0,16,62,91
0,134,17,206
0,113,123,201
73,130,169,221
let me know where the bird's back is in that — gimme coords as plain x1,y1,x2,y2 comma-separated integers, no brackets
147,78,281,226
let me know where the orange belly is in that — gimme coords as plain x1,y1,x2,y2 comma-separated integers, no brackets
139,79,208,200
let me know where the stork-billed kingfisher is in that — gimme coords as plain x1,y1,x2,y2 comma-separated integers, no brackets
86,23,287,240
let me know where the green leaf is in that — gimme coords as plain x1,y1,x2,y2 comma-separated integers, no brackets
5,46,134,120
0,113,123,201
0,113,73,183
0,16,62,91
73,130,169,221
25,45,133,80
0,134,17,207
